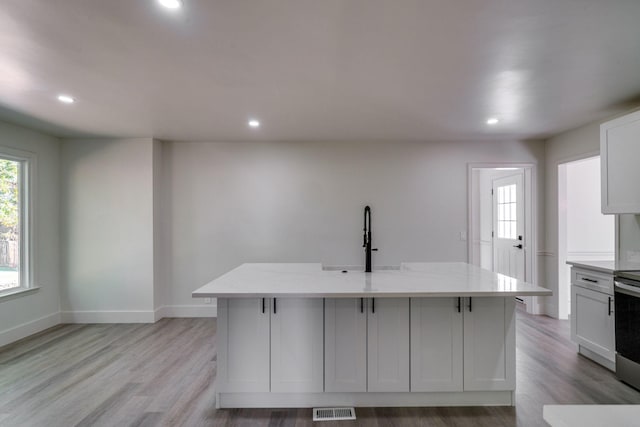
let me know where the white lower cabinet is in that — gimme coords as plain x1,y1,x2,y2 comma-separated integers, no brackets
220,296,516,403
325,297,410,392
324,298,367,392
217,298,270,393
410,297,515,392
463,297,516,391
218,297,324,394
270,297,324,393
367,298,410,392
571,285,615,364
410,297,463,392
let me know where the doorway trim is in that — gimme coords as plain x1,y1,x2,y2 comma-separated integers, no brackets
467,162,539,314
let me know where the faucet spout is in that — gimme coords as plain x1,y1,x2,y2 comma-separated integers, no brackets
363,206,377,272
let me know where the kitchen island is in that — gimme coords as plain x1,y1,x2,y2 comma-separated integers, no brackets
193,262,551,408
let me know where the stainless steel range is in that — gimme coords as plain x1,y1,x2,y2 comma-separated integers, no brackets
614,271,640,389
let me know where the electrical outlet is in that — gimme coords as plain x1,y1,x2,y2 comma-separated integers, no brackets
460,231,467,241
204,298,212,304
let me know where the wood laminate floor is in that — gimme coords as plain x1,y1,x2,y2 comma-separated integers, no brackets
1,305,639,427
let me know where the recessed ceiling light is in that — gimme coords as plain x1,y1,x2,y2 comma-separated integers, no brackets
158,0,182,9
248,120,260,128
486,117,499,125
57,94,75,104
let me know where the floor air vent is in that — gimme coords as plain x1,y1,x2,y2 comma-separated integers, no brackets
313,407,356,421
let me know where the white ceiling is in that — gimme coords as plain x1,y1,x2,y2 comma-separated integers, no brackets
1,0,640,141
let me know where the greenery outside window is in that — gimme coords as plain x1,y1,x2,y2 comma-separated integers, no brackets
0,147,33,296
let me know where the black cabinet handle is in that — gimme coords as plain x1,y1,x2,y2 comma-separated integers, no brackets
468,297,472,312
273,298,277,314
262,298,265,313
582,278,598,283
360,298,364,313
513,244,523,249
372,298,375,313
608,297,613,316
457,297,461,313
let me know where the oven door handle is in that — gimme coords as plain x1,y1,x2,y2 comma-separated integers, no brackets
615,282,640,297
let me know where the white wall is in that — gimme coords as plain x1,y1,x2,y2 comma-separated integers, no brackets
565,157,614,259
0,120,60,347
620,215,640,262
60,138,156,322
165,140,545,308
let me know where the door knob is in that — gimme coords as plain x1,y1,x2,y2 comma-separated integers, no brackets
513,244,523,249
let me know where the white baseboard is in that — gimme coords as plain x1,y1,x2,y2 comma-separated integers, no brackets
60,310,156,323
155,304,217,320
0,312,61,348
59,305,217,324
1,305,217,347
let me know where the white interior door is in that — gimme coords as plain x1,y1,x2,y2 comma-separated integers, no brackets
492,173,525,281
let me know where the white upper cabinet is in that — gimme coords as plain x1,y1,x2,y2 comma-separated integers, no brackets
601,110,640,214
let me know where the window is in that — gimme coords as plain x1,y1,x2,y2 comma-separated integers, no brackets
497,184,516,239
0,148,32,295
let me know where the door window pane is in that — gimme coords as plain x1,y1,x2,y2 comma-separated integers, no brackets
497,184,517,239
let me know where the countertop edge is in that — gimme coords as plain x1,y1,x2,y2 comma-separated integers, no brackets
192,291,553,298
566,261,615,274
566,260,640,274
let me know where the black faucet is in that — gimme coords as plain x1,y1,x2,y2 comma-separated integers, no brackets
363,206,378,272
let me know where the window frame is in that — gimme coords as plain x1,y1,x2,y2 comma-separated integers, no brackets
0,145,35,298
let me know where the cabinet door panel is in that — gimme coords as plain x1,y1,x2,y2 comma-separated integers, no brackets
601,112,640,213
571,285,615,361
463,297,515,391
325,298,367,392
367,298,410,392
411,297,463,392
271,298,324,393
217,298,270,393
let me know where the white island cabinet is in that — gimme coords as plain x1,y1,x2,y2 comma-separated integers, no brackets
324,298,410,393
367,298,410,392
271,298,324,393
463,297,516,391
194,262,551,408
324,298,367,392
410,297,463,392
410,297,515,393
217,297,324,394
216,298,270,393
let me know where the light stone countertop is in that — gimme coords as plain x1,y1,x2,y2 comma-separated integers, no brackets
543,405,640,427
566,260,640,274
192,262,552,298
